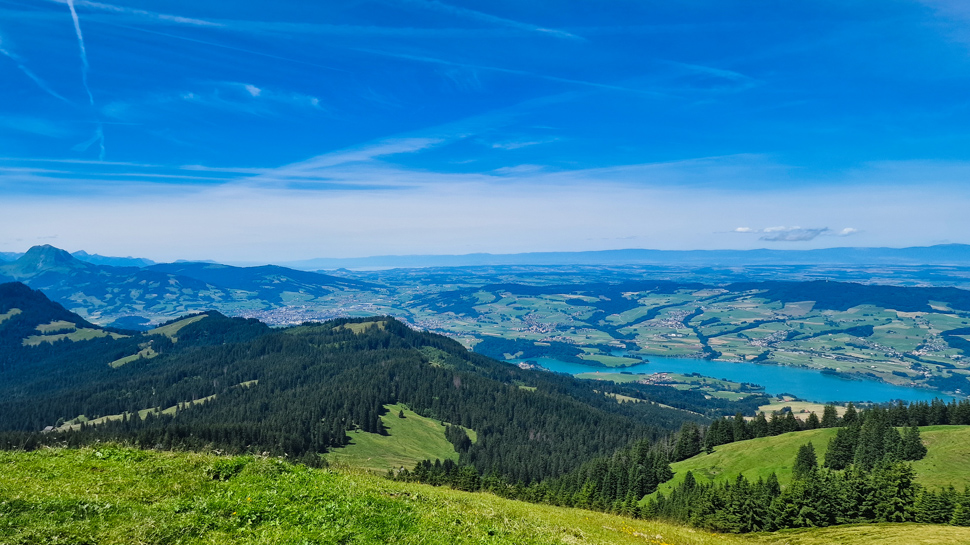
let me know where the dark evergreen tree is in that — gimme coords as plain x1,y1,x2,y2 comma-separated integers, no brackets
824,425,859,470
842,403,858,426
805,412,820,430
900,424,928,461
820,404,840,428
750,412,769,438
792,442,818,480
732,412,750,442
952,490,970,526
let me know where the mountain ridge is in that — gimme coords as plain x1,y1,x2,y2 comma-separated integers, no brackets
279,244,970,270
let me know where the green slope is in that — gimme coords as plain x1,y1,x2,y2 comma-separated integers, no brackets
913,425,970,490
652,426,970,498
2,447,967,545
327,403,468,473
0,447,740,545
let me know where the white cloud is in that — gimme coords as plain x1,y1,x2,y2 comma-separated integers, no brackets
244,84,261,97
3,151,969,260
490,138,558,150
732,226,861,242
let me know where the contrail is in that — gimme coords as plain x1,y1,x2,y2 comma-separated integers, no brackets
0,43,71,103
66,0,105,160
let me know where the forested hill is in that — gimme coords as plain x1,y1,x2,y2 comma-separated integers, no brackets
0,282,755,483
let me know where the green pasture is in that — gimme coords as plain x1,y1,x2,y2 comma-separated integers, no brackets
651,426,970,498
327,403,471,473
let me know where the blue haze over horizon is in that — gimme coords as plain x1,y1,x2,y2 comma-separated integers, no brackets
1,0,969,262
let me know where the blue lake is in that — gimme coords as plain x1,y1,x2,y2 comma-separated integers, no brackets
513,356,958,404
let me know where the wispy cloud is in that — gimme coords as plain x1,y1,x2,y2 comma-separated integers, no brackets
246,138,445,187
0,116,71,138
732,226,859,242
101,82,327,124
176,82,326,115
103,23,345,73
47,0,222,27
354,48,666,98
0,35,71,103
388,0,581,40
490,138,559,150
43,0,558,40
65,0,105,160
663,61,760,93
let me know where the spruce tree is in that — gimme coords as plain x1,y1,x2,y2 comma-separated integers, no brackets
843,403,858,426
750,412,769,438
768,411,784,436
952,491,970,526
854,413,888,471
792,442,818,480
821,404,840,428
824,425,858,470
900,424,927,461
733,412,750,442
805,412,820,430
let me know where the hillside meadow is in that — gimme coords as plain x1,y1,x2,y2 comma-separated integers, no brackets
2,446,969,545
653,425,970,497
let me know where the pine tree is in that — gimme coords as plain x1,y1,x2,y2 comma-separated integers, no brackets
733,412,750,442
952,491,970,526
704,419,720,453
900,424,927,461
821,404,840,428
768,411,784,436
792,442,818,480
824,425,858,470
854,413,888,471
750,412,769,438
843,403,858,426
805,412,820,430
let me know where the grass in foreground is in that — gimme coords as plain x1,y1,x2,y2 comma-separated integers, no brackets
746,523,970,544
1,447,967,544
0,446,743,545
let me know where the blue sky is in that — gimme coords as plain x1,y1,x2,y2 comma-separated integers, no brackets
1,0,969,261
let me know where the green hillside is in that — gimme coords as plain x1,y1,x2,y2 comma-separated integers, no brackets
653,426,970,498
327,403,467,473
4,446,968,545
0,447,736,545
1,283,717,486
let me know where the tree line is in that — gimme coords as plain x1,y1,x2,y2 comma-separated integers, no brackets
400,398,970,533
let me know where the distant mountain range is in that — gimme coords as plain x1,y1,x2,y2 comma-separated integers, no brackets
281,244,970,270
4,243,970,328
4,244,970,271
0,245,373,327
0,249,155,267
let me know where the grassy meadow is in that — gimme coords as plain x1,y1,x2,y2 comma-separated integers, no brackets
652,426,970,497
326,403,465,473
0,446,746,545
2,446,968,545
